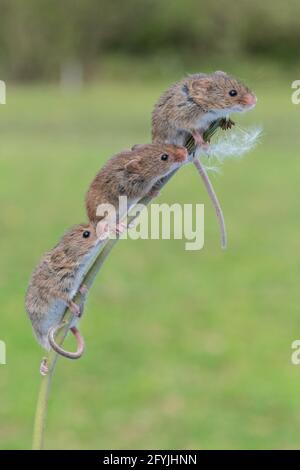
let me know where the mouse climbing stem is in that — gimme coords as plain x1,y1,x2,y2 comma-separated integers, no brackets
32,120,222,450
31,171,176,450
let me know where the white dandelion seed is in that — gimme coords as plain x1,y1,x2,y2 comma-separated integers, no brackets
199,126,262,168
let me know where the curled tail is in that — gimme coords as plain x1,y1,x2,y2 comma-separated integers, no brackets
48,322,85,359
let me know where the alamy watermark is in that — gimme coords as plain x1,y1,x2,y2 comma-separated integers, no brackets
0,340,6,365
0,80,6,104
291,80,300,104
96,197,205,251
291,340,300,365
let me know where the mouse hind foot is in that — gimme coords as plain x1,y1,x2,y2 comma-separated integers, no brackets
39,357,49,376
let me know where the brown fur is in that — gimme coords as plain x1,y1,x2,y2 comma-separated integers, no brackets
152,71,256,145
86,143,188,224
25,223,103,349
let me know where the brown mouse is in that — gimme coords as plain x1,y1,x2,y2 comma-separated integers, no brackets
152,70,257,149
25,223,108,371
85,143,188,228
151,71,257,250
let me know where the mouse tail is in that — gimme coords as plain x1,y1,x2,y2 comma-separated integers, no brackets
193,157,227,250
48,322,85,359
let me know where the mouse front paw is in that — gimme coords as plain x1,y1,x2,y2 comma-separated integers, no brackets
79,284,88,296
68,300,82,317
220,118,235,130
148,187,161,199
113,222,127,236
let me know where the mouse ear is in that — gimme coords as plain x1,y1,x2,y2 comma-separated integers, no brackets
131,144,145,151
125,158,141,173
190,77,211,93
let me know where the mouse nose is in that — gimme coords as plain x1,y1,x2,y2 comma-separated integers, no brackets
243,93,257,107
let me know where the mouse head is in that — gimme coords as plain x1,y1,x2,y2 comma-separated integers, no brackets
59,223,104,258
127,144,188,179
184,71,257,114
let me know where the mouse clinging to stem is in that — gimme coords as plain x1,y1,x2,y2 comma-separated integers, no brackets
151,71,257,249
152,70,257,149
85,143,188,233
25,222,108,373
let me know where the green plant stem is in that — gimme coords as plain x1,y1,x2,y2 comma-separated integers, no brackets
32,354,58,449
32,119,224,450
32,317,72,450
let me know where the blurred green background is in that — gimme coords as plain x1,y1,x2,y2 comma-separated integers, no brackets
1,0,300,450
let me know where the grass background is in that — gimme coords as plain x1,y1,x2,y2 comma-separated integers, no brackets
1,66,300,449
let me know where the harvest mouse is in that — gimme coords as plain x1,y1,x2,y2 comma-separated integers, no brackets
85,143,188,229
151,71,257,249
25,222,108,372
152,70,257,150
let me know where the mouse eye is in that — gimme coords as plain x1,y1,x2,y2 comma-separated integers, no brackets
161,153,169,161
229,89,237,97
82,230,90,238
